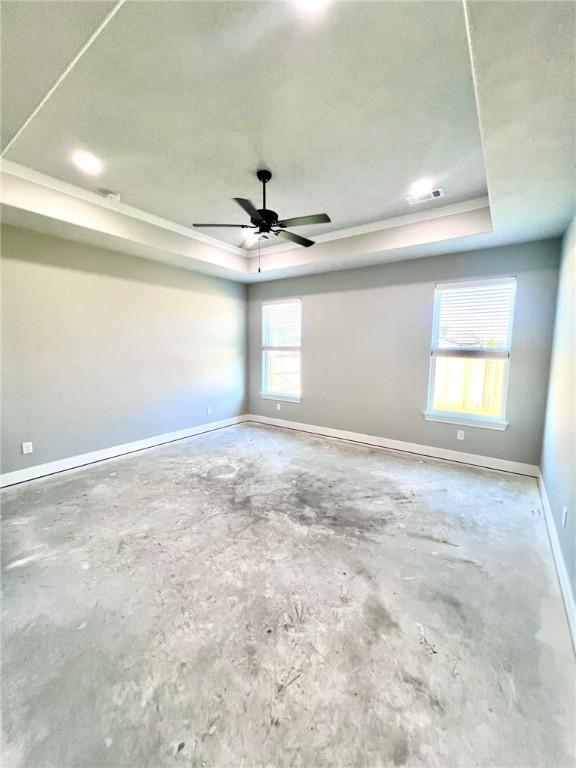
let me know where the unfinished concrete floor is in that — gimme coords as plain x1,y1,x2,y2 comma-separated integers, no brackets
2,423,574,767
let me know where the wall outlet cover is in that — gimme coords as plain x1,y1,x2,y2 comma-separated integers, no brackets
276,403,281,411
21,441,33,455
457,430,465,441
207,406,212,416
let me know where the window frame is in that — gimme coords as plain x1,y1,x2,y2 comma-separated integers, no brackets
260,297,302,403
424,276,517,430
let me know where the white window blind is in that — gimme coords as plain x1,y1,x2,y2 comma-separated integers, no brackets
261,299,302,400
433,278,516,355
426,277,517,426
262,300,301,349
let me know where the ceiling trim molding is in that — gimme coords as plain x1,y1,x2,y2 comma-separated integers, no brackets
2,203,253,283
1,169,250,280
2,161,491,263
1,160,493,283
1,160,246,258
2,1,127,156
249,204,493,278
251,196,491,256
462,0,493,213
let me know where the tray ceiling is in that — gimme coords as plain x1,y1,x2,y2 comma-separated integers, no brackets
2,1,487,247
1,1,573,282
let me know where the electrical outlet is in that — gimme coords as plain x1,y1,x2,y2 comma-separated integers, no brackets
21,441,33,455
562,506,568,528
276,403,281,412
206,406,212,416
456,430,465,441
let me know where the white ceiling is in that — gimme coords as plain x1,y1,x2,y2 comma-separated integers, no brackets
1,0,574,282
465,0,575,244
1,1,116,149
2,1,487,244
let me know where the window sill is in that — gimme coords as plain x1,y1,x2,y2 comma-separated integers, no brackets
260,393,302,404
423,412,508,431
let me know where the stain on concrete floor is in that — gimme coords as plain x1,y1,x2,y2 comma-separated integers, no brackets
1,424,574,767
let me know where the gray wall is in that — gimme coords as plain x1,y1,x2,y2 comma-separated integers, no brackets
1,227,563,479
541,218,575,593
248,240,560,466
1,225,247,473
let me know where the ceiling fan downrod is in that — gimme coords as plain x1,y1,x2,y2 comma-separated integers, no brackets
256,169,272,212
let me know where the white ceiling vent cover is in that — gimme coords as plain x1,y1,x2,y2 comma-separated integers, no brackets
406,188,445,205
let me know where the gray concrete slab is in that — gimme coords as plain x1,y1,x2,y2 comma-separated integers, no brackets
2,424,574,767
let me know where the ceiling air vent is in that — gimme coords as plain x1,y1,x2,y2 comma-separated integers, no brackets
406,188,445,205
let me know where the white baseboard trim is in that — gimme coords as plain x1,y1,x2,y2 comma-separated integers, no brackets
245,414,540,477
0,415,250,488
538,474,576,653
2,412,540,484
2,413,539,489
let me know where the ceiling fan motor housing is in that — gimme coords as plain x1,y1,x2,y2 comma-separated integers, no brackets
254,208,278,232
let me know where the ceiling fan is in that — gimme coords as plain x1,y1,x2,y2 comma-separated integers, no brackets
193,170,331,247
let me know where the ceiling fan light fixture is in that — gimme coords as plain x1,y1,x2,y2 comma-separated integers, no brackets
243,229,260,246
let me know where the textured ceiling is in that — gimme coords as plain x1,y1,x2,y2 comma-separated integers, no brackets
465,0,575,243
1,0,573,281
2,0,487,247
1,0,115,149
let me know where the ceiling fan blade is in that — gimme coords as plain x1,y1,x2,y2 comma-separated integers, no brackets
275,230,315,248
233,198,264,223
277,213,331,228
193,223,252,228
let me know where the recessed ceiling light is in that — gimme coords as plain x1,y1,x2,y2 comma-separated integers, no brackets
295,0,330,18
71,149,103,176
406,187,445,205
408,178,434,197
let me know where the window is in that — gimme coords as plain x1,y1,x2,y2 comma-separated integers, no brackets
261,299,302,401
425,277,516,429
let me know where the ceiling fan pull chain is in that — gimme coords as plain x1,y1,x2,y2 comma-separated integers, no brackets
258,238,261,273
